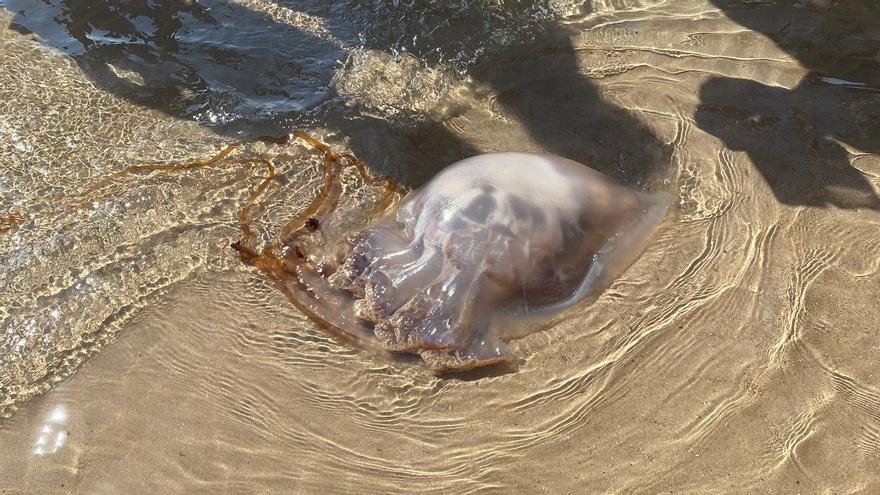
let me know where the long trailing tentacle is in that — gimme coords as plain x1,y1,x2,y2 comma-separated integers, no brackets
273,132,404,249
0,212,24,234
338,152,405,218
233,157,277,249
273,131,343,246
44,129,404,352
2,140,276,235
62,135,290,208
231,131,407,353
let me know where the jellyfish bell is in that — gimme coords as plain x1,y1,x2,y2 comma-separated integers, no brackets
257,146,672,373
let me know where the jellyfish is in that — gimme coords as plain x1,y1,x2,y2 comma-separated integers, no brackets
39,132,671,373
233,133,672,373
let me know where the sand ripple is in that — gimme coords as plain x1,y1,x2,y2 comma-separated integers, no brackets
2,0,879,493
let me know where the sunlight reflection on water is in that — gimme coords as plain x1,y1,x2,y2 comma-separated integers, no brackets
33,405,67,456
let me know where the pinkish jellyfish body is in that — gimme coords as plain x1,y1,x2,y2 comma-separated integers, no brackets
261,150,671,373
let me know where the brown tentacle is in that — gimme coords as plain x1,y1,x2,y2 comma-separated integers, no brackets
231,237,383,351
269,134,404,250
232,132,407,355
338,152,406,219
50,130,403,357
274,134,343,247
233,157,276,250
0,212,24,234
63,135,289,208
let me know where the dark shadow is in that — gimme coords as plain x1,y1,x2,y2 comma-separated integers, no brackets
329,0,671,186
383,352,519,380
324,25,674,187
475,32,672,187
2,0,671,189
696,0,880,209
444,361,521,381
4,0,347,136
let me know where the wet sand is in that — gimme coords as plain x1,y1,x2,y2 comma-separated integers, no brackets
1,0,880,493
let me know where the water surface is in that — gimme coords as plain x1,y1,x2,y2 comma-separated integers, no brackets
1,0,879,492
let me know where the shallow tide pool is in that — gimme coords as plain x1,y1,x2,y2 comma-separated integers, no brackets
1,0,879,492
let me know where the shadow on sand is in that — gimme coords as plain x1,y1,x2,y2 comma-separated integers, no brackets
696,0,880,210
2,0,671,189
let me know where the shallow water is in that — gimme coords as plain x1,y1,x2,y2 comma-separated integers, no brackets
1,0,880,492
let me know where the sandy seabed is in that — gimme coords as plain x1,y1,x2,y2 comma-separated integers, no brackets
1,0,879,493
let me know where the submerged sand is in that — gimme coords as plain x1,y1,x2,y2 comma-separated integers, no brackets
1,0,879,493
